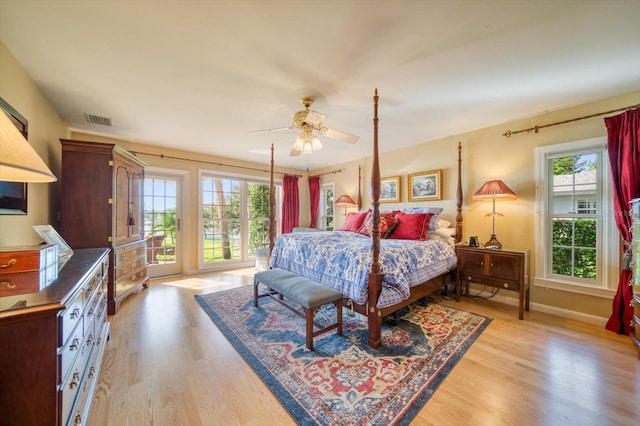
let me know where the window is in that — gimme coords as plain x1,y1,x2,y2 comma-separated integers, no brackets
200,172,280,268
319,183,335,230
535,137,618,296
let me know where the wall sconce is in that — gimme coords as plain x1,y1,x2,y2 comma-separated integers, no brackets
472,179,516,249
335,194,356,216
0,108,56,182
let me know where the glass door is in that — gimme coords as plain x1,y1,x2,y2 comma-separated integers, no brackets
144,173,183,277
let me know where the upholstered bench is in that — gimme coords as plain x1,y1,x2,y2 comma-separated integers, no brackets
253,268,343,350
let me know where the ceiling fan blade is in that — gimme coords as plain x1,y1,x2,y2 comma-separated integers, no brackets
320,127,359,143
248,126,291,135
289,148,302,156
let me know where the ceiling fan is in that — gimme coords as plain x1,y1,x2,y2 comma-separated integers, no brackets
249,97,359,156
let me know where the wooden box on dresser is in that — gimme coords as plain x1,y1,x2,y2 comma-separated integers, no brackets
631,198,640,360
60,139,149,315
0,248,110,425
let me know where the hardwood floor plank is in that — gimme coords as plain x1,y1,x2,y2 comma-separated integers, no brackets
88,268,640,425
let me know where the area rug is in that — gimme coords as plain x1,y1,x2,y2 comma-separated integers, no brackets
195,286,491,425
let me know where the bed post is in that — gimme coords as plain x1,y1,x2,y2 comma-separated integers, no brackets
455,142,463,243
268,143,276,259
357,164,362,210
368,89,383,349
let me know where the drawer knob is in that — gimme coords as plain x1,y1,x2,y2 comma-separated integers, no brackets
0,258,17,269
503,283,509,288
70,306,80,320
70,337,80,351
69,372,80,389
1,280,17,289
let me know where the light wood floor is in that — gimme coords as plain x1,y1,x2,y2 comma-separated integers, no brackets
88,268,640,425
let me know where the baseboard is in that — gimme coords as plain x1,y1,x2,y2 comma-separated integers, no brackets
477,291,608,327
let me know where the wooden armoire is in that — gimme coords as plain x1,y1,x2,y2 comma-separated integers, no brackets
60,139,148,314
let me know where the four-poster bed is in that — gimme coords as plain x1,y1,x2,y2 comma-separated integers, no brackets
266,90,463,349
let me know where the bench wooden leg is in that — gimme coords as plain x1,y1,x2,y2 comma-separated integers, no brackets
337,300,342,337
306,307,314,350
253,279,259,307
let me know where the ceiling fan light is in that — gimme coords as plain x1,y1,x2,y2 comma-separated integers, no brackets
310,135,322,151
302,141,313,155
292,133,305,151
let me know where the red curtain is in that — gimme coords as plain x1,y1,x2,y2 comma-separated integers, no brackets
605,108,640,335
308,176,320,228
281,174,299,234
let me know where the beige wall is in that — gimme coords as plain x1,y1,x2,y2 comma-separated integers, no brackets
317,89,640,322
0,42,69,246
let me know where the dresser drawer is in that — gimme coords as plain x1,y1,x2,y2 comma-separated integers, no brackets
0,271,42,296
115,241,145,265
462,273,520,291
59,291,85,346
115,265,148,298
60,363,83,426
70,320,109,426
59,324,83,385
114,255,146,282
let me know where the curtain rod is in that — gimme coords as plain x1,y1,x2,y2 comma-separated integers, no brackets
503,102,640,137
310,168,342,178
130,150,302,178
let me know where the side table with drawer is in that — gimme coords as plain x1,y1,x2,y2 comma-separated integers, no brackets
456,246,530,319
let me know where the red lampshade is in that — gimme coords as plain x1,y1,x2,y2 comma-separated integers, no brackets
472,180,517,201
335,194,356,206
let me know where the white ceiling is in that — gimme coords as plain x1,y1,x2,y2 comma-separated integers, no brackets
1,0,639,171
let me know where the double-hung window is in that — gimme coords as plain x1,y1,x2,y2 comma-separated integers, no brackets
534,137,618,297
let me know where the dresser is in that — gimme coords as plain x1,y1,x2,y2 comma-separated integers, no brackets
630,198,640,360
60,139,148,314
0,248,110,425
456,246,530,319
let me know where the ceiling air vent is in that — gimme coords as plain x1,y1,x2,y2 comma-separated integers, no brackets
85,113,112,126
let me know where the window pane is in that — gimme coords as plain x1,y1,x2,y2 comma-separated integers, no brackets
548,150,599,283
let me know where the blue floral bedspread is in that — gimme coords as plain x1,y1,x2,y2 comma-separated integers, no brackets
269,231,458,308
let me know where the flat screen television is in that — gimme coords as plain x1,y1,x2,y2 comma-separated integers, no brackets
0,97,28,215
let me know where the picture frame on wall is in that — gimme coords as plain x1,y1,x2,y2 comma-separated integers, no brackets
380,176,400,203
407,169,442,201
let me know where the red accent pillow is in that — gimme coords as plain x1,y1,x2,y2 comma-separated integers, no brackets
341,211,369,232
359,213,399,238
390,212,434,240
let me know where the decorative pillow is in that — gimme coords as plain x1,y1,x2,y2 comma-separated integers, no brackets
402,207,443,231
390,212,434,240
358,213,398,238
341,211,369,232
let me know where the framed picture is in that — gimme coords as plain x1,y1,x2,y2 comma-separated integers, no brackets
33,225,74,270
407,169,442,201
380,176,400,203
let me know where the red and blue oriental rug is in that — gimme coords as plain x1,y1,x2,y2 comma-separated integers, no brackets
195,286,491,425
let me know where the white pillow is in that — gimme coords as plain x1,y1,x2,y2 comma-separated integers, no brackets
436,218,452,229
433,227,456,237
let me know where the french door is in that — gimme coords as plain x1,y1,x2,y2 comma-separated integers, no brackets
144,171,184,277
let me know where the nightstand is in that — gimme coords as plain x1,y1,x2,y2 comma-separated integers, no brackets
456,246,530,319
